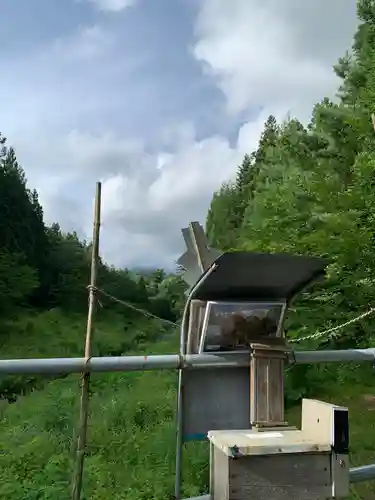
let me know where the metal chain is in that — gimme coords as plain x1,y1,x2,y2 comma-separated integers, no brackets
289,306,375,343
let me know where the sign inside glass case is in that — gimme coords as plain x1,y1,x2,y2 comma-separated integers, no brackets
198,301,286,353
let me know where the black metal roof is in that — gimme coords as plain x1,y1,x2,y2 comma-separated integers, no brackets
190,251,327,302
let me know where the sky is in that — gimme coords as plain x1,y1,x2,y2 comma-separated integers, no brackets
0,0,358,269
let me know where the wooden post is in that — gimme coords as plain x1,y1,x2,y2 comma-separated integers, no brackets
71,182,102,500
249,342,289,428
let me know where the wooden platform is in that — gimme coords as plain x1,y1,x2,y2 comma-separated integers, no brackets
208,428,331,456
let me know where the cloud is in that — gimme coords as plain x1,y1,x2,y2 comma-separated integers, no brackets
87,0,136,12
1,1,358,269
193,0,358,118
17,125,243,268
53,25,116,61
18,105,285,270
97,0,356,267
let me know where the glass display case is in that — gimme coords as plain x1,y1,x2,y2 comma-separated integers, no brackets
197,300,287,353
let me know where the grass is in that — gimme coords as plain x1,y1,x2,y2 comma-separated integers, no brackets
0,311,375,498
285,356,375,499
0,334,208,500
0,308,163,359
286,376,375,500
0,308,167,401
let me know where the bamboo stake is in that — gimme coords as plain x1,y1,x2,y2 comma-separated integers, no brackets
71,181,102,500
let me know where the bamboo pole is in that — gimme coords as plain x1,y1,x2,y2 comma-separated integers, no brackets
71,181,102,500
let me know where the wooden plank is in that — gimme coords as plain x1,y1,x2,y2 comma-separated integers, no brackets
250,343,287,426
213,447,229,500
228,452,331,499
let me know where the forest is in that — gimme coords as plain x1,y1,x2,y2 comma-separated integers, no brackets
1,0,375,499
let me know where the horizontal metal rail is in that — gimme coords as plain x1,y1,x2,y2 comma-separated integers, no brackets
1,347,375,491
0,348,374,374
350,463,375,483
293,348,375,364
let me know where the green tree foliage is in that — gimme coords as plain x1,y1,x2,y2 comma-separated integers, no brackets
206,182,240,250
0,137,47,310
0,134,180,325
0,251,38,313
206,0,375,350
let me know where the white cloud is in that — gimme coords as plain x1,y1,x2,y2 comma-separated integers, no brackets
2,1,359,269
96,0,357,267
87,0,136,13
16,107,289,269
55,25,115,61
193,0,358,118
17,126,242,268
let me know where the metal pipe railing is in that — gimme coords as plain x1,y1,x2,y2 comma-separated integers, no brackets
0,353,239,374
293,347,375,364
349,463,375,483
0,347,374,375
1,348,375,492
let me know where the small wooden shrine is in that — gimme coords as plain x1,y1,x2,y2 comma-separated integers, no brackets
182,251,327,431
176,226,349,499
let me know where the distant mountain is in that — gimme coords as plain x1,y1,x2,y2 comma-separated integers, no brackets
131,267,158,276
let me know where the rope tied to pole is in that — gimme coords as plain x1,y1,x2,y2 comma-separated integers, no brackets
89,285,179,328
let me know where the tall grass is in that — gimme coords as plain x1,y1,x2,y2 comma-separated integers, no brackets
0,311,375,498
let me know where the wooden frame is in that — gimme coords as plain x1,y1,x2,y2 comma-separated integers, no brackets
186,300,206,354
249,342,289,427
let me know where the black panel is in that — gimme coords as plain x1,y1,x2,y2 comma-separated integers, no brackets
191,251,327,302
333,409,349,453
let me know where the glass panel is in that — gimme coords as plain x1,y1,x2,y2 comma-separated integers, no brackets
201,301,285,352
